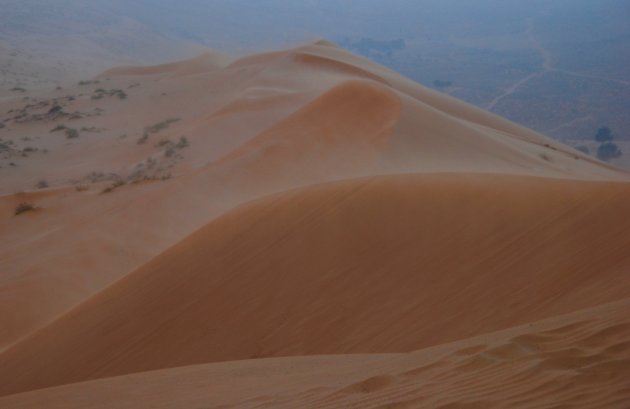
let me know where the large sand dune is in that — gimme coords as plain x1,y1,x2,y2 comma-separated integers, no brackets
0,40,629,407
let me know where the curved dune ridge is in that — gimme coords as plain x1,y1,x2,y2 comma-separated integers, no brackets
1,39,629,407
98,51,233,78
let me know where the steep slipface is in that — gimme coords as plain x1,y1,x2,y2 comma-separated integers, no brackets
2,174,630,396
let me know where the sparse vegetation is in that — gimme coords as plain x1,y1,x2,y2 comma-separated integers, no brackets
78,80,100,86
80,126,103,133
137,133,149,145
14,202,36,215
101,179,126,194
155,139,171,148
176,136,189,149
575,145,590,155
144,118,180,134
36,180,49,189
137,119,181,145
65,128,79,139
48,104,63,115
10,86,26,92
91,88,127,100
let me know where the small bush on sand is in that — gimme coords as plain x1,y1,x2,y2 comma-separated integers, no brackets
65,128,79,139
14,202,36,215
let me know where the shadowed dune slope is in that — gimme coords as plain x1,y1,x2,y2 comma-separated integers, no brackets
1,173,630,396
2,296,629,408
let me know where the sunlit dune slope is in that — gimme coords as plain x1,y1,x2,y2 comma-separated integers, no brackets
97,51,233,78
2,297,629,408
1,173,630,396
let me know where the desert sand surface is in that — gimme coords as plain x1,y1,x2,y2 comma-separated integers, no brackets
1,40,629,407
2,297,629,409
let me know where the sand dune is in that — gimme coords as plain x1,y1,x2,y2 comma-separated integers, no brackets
1,39,629,407
5,40,623,354
98,51,233,78
2,298,629,409
1,173,630,396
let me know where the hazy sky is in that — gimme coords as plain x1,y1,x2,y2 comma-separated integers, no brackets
2,0,629,52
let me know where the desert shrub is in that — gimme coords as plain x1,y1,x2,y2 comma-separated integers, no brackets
101,179,125,194
48,104,63,115
155,139,171,148
65,128,79,139
50,125,66,133
14,202,36,215
36,180,49,189
144,118,180,134
91,88,126,100
137,133,149,145
575,145,590,155
176,136,189,149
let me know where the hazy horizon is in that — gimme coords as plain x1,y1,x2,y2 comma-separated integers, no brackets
1,1,629,149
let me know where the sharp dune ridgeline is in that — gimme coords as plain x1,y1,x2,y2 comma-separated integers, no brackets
1,40,629,408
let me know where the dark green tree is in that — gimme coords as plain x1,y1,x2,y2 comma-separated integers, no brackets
597,142,622,161
595,126,613,142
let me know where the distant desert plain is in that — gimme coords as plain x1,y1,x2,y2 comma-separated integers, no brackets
1,40,630,408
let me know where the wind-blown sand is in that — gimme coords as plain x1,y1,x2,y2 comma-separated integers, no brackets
0,40,629,407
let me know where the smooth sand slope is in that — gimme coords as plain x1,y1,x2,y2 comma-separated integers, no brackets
1,173,630,396
1,41,626,352
1,40,629,407
2,297,629,409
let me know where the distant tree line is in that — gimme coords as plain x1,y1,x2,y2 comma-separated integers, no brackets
433,80,453,88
